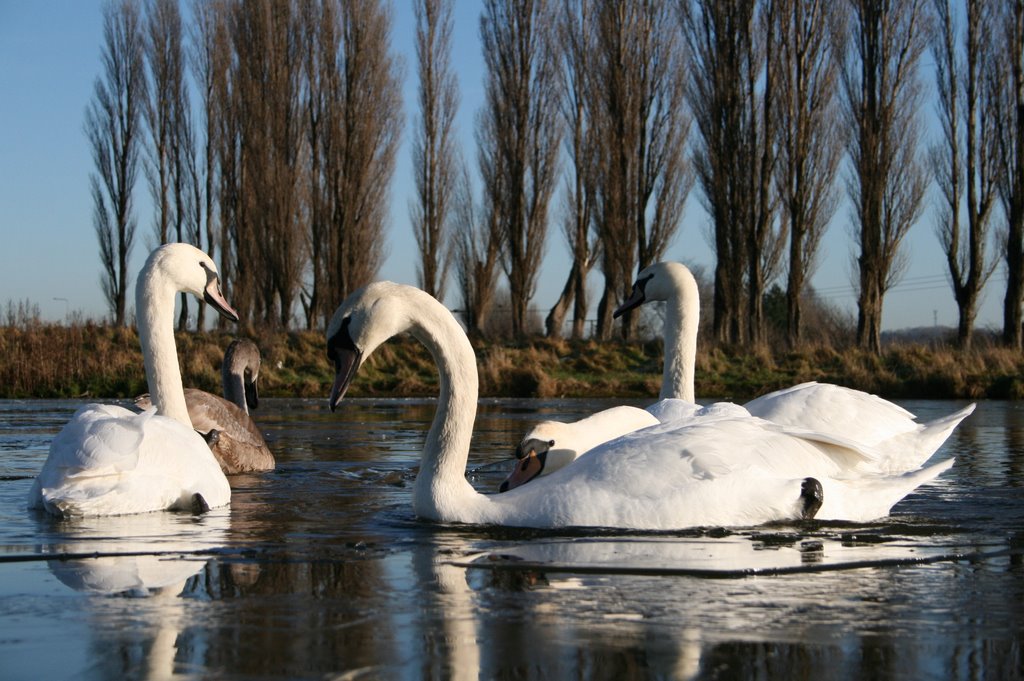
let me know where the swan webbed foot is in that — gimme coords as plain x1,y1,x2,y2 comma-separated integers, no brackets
799,477,823,520
190,493,211,515
200,429,221,447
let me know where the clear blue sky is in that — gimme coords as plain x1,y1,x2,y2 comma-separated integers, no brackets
0,1,1007,331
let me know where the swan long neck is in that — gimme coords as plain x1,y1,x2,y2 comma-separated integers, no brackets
407,301,481,519
136,262,191,427
222,368,248,413
660,272,699,402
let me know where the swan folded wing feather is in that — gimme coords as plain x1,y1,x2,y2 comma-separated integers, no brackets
881,404,975,473
745,382,918,445
47,405,146,477
182,389,267,449
32,405,229,517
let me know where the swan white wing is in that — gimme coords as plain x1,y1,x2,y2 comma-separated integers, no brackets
47,404,146,475
745,382,976,472
30,404,230,517
744,382,917,445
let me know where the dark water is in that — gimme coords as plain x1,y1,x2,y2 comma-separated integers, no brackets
0,397,1021,680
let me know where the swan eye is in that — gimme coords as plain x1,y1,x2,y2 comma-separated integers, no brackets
548,440,555,447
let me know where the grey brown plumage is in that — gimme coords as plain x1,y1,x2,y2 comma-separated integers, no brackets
136,338,275,474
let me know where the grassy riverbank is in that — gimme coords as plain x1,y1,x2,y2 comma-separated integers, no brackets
0,323,1021,401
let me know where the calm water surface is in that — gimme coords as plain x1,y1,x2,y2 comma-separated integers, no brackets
0,397,1021,680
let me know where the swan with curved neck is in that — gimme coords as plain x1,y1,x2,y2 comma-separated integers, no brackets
617,263,700,402
326,282,957,529
29,243,238,516
500,264,709,490
616,261,976,468
136,338,274,474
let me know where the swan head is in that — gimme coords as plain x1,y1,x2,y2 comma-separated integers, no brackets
142,243,239,322
613,261,697,317
326,282,420,411
224,339,261,410
498,422,579,492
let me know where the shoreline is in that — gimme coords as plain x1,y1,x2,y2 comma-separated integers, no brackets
1,325,1021,401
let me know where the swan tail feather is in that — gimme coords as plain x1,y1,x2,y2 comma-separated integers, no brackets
822,457,955,521
883,403,976,473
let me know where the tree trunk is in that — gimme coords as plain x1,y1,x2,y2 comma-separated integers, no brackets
545,261,578,338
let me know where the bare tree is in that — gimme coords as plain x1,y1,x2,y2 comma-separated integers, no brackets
300,0,337,329
930,0,998,349
744,0,784,347
188,0,226,330
143,0,176,248
86,0,147,326
681,0,770,345
323,0,404,314
229,1,307,330
479,0,562,338
411,0,459,301
545,0,600,339
144,0,195,330
840,0,929,353
454,163,502,336
589,0,691,341
774,0,842,347
211,0,241,330
993,0,1024,350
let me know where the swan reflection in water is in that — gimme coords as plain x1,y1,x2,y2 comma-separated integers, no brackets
44,509,231,594
43,510,233,680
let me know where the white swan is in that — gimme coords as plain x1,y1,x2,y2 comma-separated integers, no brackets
28,243,238,517
615,261,976,468
499,259,729,489
136,338,274,474
505,260,974,490
326,282,958,529
500,406,659,491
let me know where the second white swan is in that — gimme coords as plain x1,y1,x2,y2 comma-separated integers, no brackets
326,282,957,530
29,244,238,517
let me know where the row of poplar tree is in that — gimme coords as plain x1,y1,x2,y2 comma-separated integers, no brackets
87,0,1024,352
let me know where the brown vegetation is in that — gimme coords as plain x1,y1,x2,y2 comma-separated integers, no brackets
2,324,1020,401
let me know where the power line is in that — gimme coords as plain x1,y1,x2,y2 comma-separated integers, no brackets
812,272,1009,300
